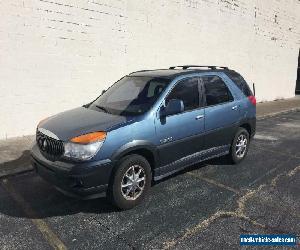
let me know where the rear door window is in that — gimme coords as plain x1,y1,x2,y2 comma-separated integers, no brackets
202,76,233,106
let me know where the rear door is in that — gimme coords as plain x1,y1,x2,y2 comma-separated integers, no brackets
202,75,240,149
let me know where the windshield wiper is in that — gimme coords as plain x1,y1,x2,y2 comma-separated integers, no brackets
96,105,110,114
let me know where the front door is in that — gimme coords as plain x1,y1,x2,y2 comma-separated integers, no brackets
155,77,205,172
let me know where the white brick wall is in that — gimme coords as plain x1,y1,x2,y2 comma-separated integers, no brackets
0,0,299,139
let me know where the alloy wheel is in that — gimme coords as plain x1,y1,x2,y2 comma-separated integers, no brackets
121,165,146,200
235,134,248,158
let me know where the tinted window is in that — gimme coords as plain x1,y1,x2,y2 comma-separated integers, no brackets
202,76,233,106
147,81,166,98
89,76,169,116
166,77,199,112
226,72,252,97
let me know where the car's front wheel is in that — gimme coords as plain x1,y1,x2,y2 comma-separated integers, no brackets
108,154,152,210
229,127,250,164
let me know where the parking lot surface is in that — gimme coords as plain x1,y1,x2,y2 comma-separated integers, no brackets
0,111,300,250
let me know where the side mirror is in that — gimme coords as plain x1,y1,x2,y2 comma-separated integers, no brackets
101,90,106,95
160,99,184,117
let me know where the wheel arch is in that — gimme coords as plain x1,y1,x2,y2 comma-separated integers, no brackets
111,140,158,173
238,116,256,139
239,123,252,136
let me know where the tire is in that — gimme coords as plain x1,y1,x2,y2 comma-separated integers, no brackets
108,154,152,210
229,127,250,164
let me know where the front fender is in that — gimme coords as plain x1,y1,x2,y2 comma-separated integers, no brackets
111,140,158,167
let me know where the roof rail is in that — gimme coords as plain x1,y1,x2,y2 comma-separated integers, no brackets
129,68,167,75
169,65,229,70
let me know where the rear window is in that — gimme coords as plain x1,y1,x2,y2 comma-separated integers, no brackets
226,71,252,97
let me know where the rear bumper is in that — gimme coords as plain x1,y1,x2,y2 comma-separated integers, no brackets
31,144,113,199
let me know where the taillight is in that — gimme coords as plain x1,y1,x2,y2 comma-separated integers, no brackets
248,95,256,106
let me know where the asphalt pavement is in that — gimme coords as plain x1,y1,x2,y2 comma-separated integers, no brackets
0,111,300,250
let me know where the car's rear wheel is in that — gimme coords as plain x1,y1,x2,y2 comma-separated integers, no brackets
108,154,152,210
229,127,250,164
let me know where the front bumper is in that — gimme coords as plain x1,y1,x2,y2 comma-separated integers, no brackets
31,144,113,199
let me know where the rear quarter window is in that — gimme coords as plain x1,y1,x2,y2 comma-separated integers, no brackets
226,72,252,97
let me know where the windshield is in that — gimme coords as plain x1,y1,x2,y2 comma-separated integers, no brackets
89,76,170,116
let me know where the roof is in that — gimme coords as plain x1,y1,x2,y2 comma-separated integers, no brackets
128,66,232,79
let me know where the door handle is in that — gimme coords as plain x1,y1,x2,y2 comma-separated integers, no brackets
232,105,238,110
195,115,204,120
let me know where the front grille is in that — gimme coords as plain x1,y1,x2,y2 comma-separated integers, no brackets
36,130,64,161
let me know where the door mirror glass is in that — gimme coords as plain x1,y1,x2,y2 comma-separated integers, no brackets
160,99,184,117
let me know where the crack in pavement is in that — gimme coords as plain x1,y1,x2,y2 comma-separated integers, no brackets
162,165,300,249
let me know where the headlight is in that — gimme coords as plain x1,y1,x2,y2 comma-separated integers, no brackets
64,141,103,160
64,131,107,160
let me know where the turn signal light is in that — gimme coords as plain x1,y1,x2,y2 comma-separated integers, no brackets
70,131,107,144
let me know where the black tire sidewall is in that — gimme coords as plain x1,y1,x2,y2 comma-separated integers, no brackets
109,154,152,210
230,128,250,164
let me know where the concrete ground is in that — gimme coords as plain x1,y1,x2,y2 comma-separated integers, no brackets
0,110,300,249
257,96,300,118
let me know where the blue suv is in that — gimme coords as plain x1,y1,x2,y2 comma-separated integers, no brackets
31,65,256,209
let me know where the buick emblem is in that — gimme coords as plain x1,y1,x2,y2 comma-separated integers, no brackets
38,138,48,151
43,139,48,150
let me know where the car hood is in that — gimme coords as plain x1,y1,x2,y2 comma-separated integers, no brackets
38,107,132,141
